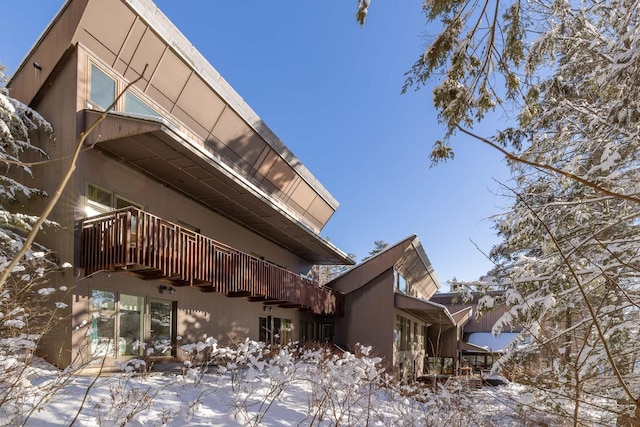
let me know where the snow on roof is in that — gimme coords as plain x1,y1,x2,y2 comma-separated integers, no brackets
467,332,520,353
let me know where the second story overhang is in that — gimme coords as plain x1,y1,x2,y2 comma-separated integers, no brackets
85,109,353,265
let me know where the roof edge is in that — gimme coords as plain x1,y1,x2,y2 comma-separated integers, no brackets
122,0,339,211
326,235,417,291
409,236,441,291
7,0,73,87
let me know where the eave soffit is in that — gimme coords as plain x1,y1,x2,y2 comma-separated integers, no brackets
394,292,457,328
83,110,354,265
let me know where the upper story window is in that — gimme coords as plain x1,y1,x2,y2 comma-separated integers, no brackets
89,62,162,120
394,267,408,294
86,182,143,217
124,90,162,118
86,183,113,215
89,64,115,110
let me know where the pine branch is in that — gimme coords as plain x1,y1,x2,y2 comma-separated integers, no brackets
457,125,640,205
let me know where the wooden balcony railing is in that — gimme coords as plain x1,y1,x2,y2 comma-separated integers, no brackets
80,207,343,315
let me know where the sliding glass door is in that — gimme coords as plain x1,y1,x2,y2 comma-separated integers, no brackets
90,289,175,357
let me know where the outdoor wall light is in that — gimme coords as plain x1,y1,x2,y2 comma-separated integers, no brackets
263,306,272,312
160,285,176,295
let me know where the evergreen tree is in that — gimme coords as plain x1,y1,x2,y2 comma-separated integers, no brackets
362,240,389,262
0,64,66,395
357,2,640,423
0,64,56,288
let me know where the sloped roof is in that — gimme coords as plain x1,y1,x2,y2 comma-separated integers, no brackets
326,235,462,326
451,307,473,326
10,0,337,213
327,235,440,297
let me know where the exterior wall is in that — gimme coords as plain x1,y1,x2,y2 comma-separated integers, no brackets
18,48,81,368
7,0,87,105
69,272,315,367
333,269,395,367
20,50,80,261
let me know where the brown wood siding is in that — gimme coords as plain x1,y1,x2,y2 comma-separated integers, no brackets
333,269,395,364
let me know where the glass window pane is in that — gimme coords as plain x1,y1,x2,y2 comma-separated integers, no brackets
125,91,161,118
150,300,173,356
91,290,116,357
321,323,334,342
86,183,113,217
118,294,145,356
88,184,112,207
427,357,441,374
90,64,115,110
443,357,454,375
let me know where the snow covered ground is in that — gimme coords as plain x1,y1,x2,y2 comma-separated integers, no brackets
0,340,565,426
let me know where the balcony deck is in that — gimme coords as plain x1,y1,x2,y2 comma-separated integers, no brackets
80,207,343,315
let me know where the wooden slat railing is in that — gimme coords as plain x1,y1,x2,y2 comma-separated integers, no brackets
80,207,342,315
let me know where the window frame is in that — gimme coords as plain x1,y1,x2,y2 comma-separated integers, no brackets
394,267,408,294
89,288,177,358
88,63,116,111
396,315,411,351
86,182,115,216
85,181,144,217
87,58,164,119
259,315,293,345
124,90,162,118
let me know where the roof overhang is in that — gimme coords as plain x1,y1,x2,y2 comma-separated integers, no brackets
394,292,456,328
394,237,441,299
328,235,440,296
84,110,353,265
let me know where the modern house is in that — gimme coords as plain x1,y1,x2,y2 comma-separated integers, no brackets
430,292,521,374
8,0,354,368
327,236,471,380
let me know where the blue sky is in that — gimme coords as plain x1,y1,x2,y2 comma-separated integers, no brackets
2,1,511,287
